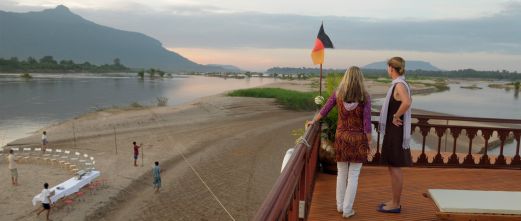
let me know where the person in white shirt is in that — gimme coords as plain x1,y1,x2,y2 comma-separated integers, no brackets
42,131,48,152
8,149,18,186
36,182,55,221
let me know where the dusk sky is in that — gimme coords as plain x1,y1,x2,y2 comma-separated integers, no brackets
2,0,521,71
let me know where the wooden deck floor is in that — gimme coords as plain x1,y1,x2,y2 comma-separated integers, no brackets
308,166,521,221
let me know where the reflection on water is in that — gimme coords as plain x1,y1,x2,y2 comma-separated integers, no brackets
374,82,521,119
0,73,277,145
412,82,521,119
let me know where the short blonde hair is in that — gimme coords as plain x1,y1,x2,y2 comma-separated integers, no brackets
387,57,406,75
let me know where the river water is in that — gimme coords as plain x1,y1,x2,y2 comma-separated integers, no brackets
0,73,277,146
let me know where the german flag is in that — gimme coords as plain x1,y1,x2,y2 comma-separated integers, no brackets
311,24,334,65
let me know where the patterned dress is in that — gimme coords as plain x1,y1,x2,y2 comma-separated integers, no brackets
333,98,370,162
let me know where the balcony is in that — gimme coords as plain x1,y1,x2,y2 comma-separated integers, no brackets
253,112,521,221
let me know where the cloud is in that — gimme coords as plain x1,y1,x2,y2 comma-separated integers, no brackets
68,2,521,55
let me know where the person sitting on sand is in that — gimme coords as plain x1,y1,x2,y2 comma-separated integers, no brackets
36,182,55,221
152,161,161,193
133,142,142,167
42,131,48,152
8,149,19,186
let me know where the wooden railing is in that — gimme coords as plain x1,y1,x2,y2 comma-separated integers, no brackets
254,113,521,221
369,112,521,169
253,123,321,221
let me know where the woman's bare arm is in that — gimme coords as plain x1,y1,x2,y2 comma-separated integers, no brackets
392,83,411,126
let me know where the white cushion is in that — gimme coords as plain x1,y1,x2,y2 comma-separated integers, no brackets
429,189,521,215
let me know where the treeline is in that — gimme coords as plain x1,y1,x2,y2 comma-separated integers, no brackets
0,56,131,73
267,67,521,80
137,68,172,78
267,67,343,75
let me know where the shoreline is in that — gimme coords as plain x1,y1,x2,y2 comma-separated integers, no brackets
3,78,481,152
1,77,512,221
5,77,511,156
1,79,319,221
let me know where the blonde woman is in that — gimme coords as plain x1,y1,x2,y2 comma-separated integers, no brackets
377,57,412,213
308,66,372,219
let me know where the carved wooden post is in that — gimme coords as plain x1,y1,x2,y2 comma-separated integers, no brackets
433,127,446,165
417,118,429,125
512,130,521,166
479,129,493,166
417,125,430,165
448,127,462,165
463,128,478,165
495,129,509,166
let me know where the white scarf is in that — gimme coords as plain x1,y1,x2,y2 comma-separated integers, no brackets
379,76,411,149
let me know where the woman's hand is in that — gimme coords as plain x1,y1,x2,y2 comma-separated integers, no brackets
392,116,403,126
306,120,315,128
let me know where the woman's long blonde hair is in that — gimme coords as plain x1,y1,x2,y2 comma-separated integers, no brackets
337,66,368,103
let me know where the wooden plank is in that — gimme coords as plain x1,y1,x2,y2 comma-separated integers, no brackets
308,166,521,221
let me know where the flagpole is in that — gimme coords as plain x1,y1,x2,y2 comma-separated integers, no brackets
320,20,324,97
319,63,323,96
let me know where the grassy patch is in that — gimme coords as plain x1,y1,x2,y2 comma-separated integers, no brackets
374,78,392,84
419,82,449,92
228,88,317,111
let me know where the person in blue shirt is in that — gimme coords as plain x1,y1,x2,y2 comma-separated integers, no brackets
152,161,161,193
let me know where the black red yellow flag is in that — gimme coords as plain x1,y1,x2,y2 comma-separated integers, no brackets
311,24,334,65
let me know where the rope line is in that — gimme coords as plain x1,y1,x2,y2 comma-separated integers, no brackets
147,110,236,221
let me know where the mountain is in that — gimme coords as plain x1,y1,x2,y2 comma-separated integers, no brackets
206,64,242,72
363,60,442,71
0,5,231,72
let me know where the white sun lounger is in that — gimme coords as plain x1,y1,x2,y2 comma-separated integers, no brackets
427,189,521,221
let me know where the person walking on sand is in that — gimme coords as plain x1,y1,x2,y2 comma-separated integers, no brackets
42,131,48,152
307,66,372,219
377,57,413,214
152,161,161,193
36,182,55,221
133,142,142,167
8,149,19,186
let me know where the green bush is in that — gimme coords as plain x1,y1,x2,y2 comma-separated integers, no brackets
228,88,317,111
20,73,32,79
321,73,343,142
129,102,143,108
158,70,165,78
137,70,145,78
156,97,168,106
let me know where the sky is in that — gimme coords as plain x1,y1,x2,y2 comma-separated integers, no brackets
2,0,521,72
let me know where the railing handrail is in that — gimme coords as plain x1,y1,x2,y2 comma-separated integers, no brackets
371,111,521,125
409,123,521,132
253,122,320,221
369,111,521,169
254,112,521,221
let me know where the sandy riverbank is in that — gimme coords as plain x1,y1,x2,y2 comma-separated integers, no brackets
1,78,329,221
0,78,473,221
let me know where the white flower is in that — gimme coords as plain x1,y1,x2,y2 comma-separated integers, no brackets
314,96,325,105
